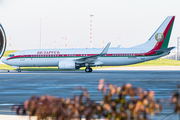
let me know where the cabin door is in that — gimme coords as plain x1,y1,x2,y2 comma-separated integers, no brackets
20,51,25,61
141,50,145,60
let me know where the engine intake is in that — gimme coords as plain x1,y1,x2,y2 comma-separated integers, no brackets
58,61,76,70
0,24,6,59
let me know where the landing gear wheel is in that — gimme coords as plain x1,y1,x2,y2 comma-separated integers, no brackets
85,67,92,73
85,68,89,72
89,68,92,72
18,69,21,73
7,70,9,72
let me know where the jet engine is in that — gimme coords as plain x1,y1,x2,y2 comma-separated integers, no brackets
0,24,6,59
58,61,76,70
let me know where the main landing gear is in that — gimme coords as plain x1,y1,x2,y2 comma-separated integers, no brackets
85,67,92,73
18,69,21,72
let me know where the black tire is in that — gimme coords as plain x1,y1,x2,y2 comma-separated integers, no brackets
85,68,92,73
89,68,92,72
18,69,21,72
85,68,88,73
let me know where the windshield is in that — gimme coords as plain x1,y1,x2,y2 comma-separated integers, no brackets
8,54,15,57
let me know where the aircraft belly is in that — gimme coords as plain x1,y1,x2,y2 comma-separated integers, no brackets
99,54,166,66
18,58,74,67
99,57,141,66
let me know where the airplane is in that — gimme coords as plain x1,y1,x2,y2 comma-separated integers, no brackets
2,16,175,73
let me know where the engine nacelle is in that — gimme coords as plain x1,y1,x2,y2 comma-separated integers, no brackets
58,61,76,70
0,24,6,59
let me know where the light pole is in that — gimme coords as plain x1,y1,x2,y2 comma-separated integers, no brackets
54,39,56,49
117,37,121,45
61,37,64,48
103,40,105,48
90,14,94,48
177,37,180,60
10,36,11,50
61,36,67,48
65,36,67,48
40,18,42,49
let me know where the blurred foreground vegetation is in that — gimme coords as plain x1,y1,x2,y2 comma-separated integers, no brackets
12,80,180,120
12,80,163,120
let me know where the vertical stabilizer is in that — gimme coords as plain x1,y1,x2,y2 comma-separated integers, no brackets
132,16,175,50
149,16,175,50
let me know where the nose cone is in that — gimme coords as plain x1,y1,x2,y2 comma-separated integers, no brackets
1,57,7,64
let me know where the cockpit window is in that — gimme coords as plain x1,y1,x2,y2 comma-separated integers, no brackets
8,54,15,57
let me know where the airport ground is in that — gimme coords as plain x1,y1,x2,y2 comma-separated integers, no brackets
0,66,180,120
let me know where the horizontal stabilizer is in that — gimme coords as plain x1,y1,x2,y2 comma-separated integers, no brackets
155,47,175,53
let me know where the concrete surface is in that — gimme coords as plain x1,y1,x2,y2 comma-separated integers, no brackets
97,66,180,70
0,66,180,119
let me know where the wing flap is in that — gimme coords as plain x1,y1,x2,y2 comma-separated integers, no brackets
75,42,111,62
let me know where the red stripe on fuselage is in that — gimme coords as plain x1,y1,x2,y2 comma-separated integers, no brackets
6,52,152,60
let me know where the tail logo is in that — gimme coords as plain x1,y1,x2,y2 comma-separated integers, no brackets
155,33,164,42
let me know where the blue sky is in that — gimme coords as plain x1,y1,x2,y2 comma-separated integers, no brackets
0,0,180,50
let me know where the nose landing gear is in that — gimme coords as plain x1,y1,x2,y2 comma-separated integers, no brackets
85,67,92,73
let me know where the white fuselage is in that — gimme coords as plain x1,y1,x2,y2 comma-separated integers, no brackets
2,47,168,68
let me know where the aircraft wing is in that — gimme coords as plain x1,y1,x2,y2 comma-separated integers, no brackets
75,42,111,62
155,47,175,53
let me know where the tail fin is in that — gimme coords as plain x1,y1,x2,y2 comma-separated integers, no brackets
132,16,175,50
149,16,175,50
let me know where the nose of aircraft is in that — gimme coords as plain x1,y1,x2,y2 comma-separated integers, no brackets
1,57,7,64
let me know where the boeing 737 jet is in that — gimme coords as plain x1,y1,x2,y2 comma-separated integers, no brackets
2,16,175,72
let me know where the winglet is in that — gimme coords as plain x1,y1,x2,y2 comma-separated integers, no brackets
100,42,111,56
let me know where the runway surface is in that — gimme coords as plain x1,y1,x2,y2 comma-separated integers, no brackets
0,69,180,119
